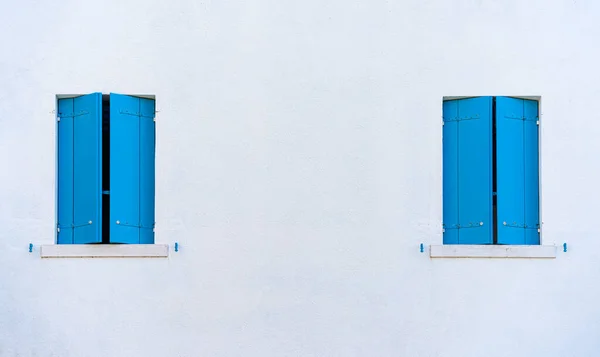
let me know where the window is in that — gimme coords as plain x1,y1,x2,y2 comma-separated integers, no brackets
57,93,156,244
442,96,539,245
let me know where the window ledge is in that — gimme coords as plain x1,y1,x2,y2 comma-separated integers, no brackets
40,244,169,258
429,245,556,259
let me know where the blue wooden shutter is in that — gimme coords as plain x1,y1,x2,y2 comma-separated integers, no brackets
496,97,540,244
443,97,493,244
139,98,156,244
442,100,459,244
57,98,74,244
110,94,155,244
57,93,102,244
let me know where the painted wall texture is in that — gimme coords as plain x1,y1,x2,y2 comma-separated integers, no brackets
1,0,599,356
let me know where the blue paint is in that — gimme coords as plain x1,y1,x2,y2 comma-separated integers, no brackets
496,97,524,244
73,93,103,244
443,97,493,244
57,98,74,244
139,98,156,244
110,94,140,243
110,94,156,244
457,97,493,244
57,93,102,244
174,242,179,252
29,243,33,253
563,243,567,252
496,97,539,245
523,99,540,245
442,100,459,244
419,243,424,253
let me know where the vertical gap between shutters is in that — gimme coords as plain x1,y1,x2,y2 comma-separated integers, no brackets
492,97,498,244
102,95,111,244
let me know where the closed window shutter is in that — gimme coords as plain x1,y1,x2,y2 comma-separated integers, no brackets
496,97,540,244
523,100,540,244
110,94,155,244
57,93,103,244
139,98,156,244
443,97,493,244
57,98,74,244
442,100,459,244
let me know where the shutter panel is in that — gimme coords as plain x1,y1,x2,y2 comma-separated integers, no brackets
457,97,493,244
139,98,156,244
496,97,540,244
57,93,102,244
57,98,74,244
523,100,540,244
443,100,459,244
443,97,493,244
110,94,155,244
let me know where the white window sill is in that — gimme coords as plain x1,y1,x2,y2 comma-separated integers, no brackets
40,244,169,258
429,245,557,259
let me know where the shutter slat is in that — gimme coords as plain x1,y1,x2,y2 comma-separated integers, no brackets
73,93,103,244
443,100,459,244
57,98,74,244
524,100,540,244
110,94,141,244
496,97,525,244
457,97,493,244
139,98,156,244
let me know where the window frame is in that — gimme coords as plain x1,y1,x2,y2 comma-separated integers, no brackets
54,93,157,245
440,95,544,246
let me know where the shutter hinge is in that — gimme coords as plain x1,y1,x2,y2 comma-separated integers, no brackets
119,110,140,116
57,117,60,122
115,220,146,228
536,120,539,125
59,111,89,119
446,221,484,229
502,221,533,228
66,221,93,228
464,222,484,228
445,115,481,123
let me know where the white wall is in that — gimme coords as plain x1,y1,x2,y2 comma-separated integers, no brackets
1,0,599,355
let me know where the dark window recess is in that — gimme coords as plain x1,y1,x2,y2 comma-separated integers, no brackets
492,97,498,244
102,95,110,244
